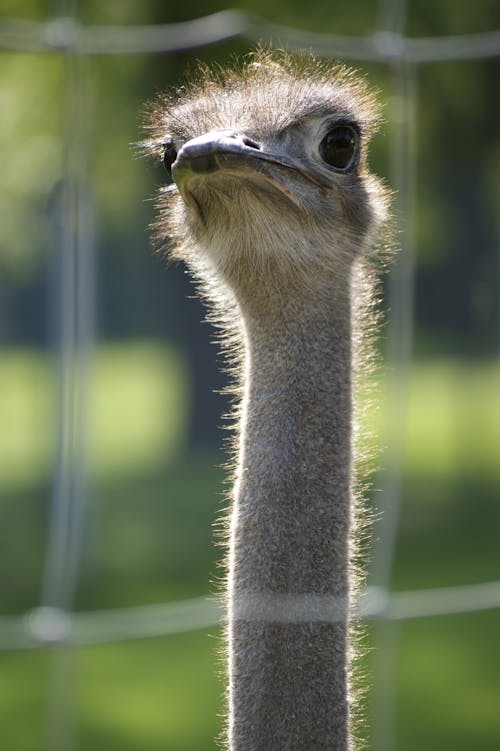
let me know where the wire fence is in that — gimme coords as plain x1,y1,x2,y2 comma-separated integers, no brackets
1,5,500,751
2,11,500,60
3,579,500,652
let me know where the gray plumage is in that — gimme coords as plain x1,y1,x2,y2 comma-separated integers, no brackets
144,50,392,751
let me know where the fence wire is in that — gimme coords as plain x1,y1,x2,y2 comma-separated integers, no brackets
1,7,500,751
1,12,500,60
1,580,500,652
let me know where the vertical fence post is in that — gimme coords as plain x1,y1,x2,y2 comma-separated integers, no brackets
41,33,95,751
370,56,418,751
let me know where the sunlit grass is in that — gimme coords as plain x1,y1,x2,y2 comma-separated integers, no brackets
79,632,223,751
0,341,188,489
358,357,500,480
0,650,49,751
0,633,224,751
397,612,500,751
87,342,188,476
404,359,500,479
0,348,56,488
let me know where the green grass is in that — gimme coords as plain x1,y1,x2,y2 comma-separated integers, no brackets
397,613,500,751
1,344,499,749
0,633,223,751
403,359,500,479
79,633,224,751
0,341,188,489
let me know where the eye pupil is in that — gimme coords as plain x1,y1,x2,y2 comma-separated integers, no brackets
162,141,178,176
319,125,358,170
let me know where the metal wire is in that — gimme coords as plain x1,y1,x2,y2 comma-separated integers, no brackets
0,13,500,60
370,0,416,736
1,581,499,651
42,57,94,617
39,3,96,741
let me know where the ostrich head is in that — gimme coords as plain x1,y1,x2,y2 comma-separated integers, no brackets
145,51,389,305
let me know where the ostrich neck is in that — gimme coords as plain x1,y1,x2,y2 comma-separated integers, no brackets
228,273,355,751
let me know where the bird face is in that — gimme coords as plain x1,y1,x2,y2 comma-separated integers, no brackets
145,52,390,295
171,127,331,216
169,115,360,215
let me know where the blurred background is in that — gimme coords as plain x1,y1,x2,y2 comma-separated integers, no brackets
0,1,499,749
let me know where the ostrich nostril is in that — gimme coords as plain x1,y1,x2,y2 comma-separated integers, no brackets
242,136,261,150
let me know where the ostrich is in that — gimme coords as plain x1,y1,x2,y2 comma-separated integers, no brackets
145,50,391,750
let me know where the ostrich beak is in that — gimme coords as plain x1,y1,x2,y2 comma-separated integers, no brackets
171,129,331,203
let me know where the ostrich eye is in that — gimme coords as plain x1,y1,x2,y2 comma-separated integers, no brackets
162,141,178,176
319,125,358,171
